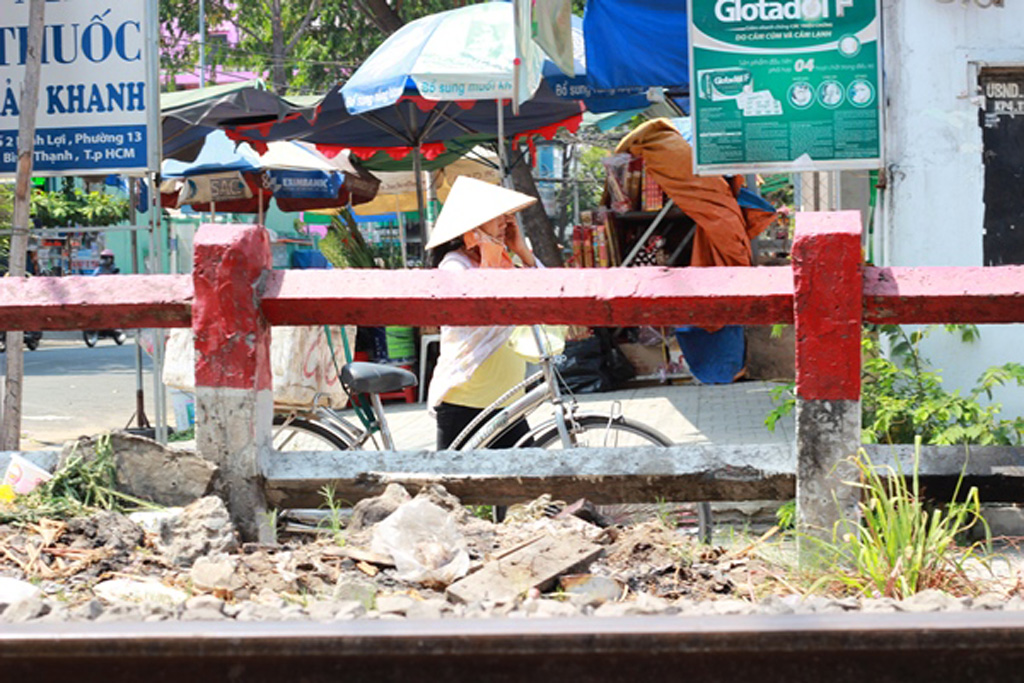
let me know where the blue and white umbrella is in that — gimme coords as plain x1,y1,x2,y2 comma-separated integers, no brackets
342,2,544,115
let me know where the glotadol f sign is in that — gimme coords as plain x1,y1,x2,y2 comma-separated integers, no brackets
688,0,883,175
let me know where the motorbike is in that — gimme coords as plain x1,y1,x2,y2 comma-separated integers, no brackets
0,330,43,352
83,329,127,348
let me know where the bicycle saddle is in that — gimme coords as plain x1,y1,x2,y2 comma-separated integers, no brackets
341,362,418,395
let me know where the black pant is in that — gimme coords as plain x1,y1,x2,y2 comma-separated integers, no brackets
436,402,533,450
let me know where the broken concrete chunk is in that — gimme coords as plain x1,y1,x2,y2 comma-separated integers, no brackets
66,511,144,553
446,534,602,605
0,577,41,610
414,484,469,523
348,483,411,531
60,432,217,507
93,578,188,606
190,555,244,593
333,578,378,611
555,499,614,528
154,496,239,567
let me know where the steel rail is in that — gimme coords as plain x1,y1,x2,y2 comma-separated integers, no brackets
2,611,1024,682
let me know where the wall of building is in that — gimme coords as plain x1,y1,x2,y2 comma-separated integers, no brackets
881,0,1024,418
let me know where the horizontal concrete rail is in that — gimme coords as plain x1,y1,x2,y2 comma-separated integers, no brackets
263,443,1023,509
863,266,1024,324
0,274,192,330
862,444,1024,502
263,444,796,508
260,266,796,327
6,264,1024,332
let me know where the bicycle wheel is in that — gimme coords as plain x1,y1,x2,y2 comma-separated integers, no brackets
272,415,351,451
531,414,714,544
531,414,672,448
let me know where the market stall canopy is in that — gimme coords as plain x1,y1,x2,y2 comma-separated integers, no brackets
160,131,379,213
584,0,689,91
225,81,582,168
350,147,500,216
615,118,774,268
161,80,319,162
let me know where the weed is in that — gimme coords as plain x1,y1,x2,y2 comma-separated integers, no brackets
467,505,494,521
318,485,349,545
804,442,990,599
168,426,195,443
260,508,280,544
776,500,796,531
654,497,678,529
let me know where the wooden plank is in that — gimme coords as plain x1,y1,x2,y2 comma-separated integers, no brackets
0,274,192,330
863,265,1024,324
446,534,603,604
260,267,795,328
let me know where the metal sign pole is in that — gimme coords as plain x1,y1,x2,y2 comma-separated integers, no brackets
129,180,150,430
0,0,45,451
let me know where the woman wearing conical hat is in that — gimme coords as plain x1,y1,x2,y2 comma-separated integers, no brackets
425,176,541,450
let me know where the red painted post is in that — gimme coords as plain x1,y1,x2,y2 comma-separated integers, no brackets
792,211,863,535
192,223,273,542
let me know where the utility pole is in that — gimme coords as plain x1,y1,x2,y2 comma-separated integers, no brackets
1,0,45,450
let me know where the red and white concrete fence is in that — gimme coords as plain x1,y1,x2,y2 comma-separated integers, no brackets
2,212,1023,540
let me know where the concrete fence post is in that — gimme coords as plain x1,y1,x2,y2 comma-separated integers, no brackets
192,224,273,542
792,211,863,537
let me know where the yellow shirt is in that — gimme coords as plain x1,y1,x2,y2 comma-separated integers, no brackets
443,339,526,409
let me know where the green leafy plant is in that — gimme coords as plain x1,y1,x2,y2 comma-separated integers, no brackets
0,434,159,523
806,442,989,599
776,499,796,531
31,187,129,228
863,325,1024,445
467,504,494,521
168,426,195,442
765,325,1024,446
318,210,376,269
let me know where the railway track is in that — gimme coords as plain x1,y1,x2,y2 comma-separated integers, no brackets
3,611,1024,682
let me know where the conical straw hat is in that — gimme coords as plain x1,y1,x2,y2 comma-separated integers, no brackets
425,176,536,250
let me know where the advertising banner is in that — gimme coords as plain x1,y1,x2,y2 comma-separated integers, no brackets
0,0,160,177
688,0,882,174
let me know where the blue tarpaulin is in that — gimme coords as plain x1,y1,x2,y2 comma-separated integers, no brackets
583,0,689,91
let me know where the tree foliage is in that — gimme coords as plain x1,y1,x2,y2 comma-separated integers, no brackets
31,182,130,229
159,0,467,95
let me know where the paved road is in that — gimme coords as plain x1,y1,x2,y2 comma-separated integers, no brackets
7,337,163,449
5,337,794,452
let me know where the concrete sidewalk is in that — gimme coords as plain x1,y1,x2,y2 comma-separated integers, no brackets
377,379,794,451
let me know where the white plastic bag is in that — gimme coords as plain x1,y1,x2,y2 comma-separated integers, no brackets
370,498,470,586
162,325,355,408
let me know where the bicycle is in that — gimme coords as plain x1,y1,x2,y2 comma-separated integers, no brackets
272,325,712,540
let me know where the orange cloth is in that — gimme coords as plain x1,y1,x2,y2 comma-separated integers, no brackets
464,229,514,269
615,118,773,268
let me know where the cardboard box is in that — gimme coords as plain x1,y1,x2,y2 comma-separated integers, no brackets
619,337,689,380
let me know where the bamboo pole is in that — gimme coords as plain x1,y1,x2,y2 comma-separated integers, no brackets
1,0,45,451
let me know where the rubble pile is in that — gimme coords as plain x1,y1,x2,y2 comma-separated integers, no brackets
1,436,1021,623
0,485,1020,624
